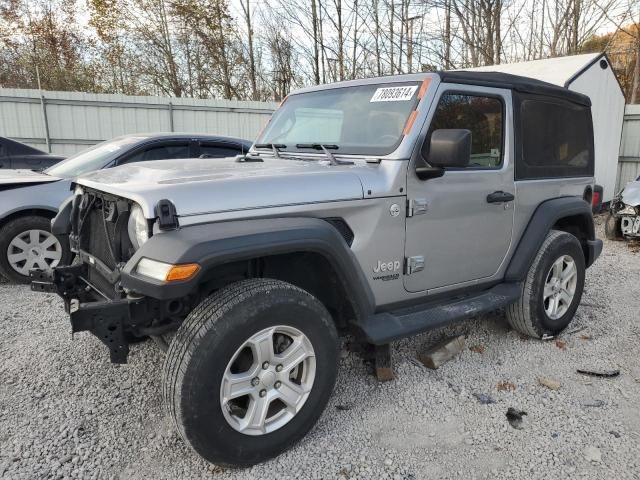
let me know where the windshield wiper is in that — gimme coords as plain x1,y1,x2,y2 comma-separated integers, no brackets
254,143,286,158
296,143,353,165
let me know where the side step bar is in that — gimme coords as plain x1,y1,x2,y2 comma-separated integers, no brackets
360,283,521,345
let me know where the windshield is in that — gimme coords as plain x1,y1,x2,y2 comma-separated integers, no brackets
256,82,422,156
45,136,146,178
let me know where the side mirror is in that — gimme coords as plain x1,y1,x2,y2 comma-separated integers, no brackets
415,166,445,180
428,129,472,168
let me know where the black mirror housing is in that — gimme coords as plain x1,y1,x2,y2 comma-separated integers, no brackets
415,166,445,180
428,129,472,168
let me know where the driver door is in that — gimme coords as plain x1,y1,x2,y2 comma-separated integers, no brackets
404,85,515,293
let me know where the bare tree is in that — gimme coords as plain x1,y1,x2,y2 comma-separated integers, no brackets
239,0,258,99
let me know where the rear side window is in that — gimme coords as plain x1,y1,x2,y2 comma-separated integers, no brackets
423,93,504,168
517,97,593,179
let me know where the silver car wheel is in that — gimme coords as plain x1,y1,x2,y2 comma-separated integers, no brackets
543,254,577,320
7,229,62,275
220,325,316,436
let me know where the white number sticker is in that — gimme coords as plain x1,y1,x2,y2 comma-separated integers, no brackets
370,86,418,102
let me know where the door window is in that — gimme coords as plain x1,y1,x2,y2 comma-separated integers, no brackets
120,143,191,164
200,143,242,158
423,93,504,168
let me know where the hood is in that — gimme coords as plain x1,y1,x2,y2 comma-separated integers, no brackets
0,169,61,186
77,157,368,218
621,180,640,207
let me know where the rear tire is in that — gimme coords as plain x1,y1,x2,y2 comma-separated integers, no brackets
162,278,339,467
0,215,71,284
506,230,585,338
604,213,623,240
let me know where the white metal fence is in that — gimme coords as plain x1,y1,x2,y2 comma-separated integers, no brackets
617,104,640,194
0,88,278,156
2,87,639,196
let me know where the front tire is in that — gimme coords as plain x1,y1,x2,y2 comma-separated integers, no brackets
0,215,71,284
507,230,586,338
162,278,339,467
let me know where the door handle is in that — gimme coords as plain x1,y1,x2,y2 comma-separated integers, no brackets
487,191,514,203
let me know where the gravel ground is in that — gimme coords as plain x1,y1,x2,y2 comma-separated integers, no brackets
1,221,639,480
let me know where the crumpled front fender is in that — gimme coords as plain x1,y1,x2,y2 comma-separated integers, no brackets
621,181,640,207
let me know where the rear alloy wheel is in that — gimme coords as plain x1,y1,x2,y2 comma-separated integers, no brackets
0,216,71,284
506,230,585,338
542,255,578,320
163,278,339,467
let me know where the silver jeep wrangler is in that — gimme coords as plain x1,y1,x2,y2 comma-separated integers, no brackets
32,71,602,467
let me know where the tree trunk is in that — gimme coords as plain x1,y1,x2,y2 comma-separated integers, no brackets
389,0,395,72
351,0,358,78
632,38,640,104
373,0,381,75
494,0,502,64
336,0,344,80
240,0,258,100
311,0,321,84
444,0,451,69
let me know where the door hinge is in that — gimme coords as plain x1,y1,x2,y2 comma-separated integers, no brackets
405,255,425,275
406,198,428,217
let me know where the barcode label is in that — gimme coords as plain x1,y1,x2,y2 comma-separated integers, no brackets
370,86,418,102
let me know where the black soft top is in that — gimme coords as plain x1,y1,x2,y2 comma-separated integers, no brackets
438,71,591,107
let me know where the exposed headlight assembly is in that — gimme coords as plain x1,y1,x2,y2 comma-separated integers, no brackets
127,203,150,250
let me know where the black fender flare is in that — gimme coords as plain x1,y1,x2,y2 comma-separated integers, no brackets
120,217,376,321
505,196,601,282
51,195,73,235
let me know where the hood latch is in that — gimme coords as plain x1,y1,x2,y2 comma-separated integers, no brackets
155,199,179,231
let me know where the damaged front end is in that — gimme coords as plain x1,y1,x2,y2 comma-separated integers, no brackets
610,180,640,239
29,188,185,363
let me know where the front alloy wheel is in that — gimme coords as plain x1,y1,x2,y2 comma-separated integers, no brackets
221,325,316,435
163,279,339,467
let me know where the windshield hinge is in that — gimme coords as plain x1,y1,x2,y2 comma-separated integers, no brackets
406,198,428,217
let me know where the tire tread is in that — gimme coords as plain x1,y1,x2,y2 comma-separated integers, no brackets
162,278,332,466
506,230,568,337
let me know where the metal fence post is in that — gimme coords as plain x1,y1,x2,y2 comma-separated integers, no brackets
40,94,51,152
168,101,174,132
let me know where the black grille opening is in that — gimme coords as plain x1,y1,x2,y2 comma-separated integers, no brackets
86,207,118,270
76,191,135,297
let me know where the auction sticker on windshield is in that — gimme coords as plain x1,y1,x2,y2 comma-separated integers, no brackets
370,85,418,102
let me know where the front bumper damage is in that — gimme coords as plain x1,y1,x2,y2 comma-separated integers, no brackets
30,264,174,363
620,216,640,238
611,183,640,239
